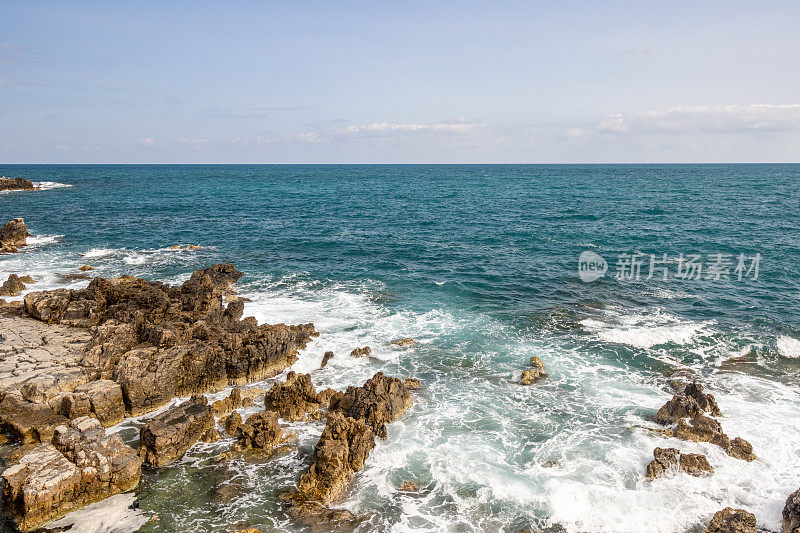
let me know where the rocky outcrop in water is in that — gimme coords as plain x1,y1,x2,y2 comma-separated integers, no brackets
0,177,36,191
22,264,317,415
521,356,547,385
235,411,282,451
320,351,334,369
1,416,141,532
349,346,371,358
293,373,412,507
264,372,334,421
0,218,30,253
783,487,800,533
645,447,713,479
390,338,414,347
138,396,216,466
0,274,27,297
210,387,262,416
655,382,722,425
705,507,757,533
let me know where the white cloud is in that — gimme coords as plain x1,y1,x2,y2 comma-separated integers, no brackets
138,137,156,146
177,138,210,150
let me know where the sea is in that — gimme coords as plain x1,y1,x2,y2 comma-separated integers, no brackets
1,164,799,533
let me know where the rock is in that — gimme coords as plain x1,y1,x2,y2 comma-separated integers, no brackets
264,372,326,421
79,265,94,272
652,414,756,462
295,412,375,504
529,356,545,370
236,411,282,452
285,497,364,530
50,392,92,420
18,275,35,284
655,382,722,425
328,372,412,438
0,177,36,191
0,274,27,297
73,380,125,427
728,437,757,462
138,395,214,466
23,264,317,416
403,378,421,390
170,244,201,250
224,411,242,436
390,338,414,347
520,368,545,385
349,346,371,358
783,487,800,533
645,447,713,479
0,392,70,443
320,351,334,369
705,507,757,533
211,387,244,416
399,480,418,491
0,218,29,253
1,417,141,532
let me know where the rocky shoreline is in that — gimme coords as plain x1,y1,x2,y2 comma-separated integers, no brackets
0,177,38,192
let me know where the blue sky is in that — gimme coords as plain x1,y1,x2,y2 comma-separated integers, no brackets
1,1,799,163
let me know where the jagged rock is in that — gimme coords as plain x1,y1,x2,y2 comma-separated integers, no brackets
0,274,27,297
1,417,141,532
18,275,35,284
295,412,375,504
138,396,214,466
79,265,94,271
320,351,334,369
651,414,756,462
0,177,36,191
0,392,69,443
390,338,414,347
399,480,418,491
328,372,412,438
236,411,282,451
224,411,242,436
783,487,800,533
212,387,249,416
403,378,421,390
727,437,756,461
23,264,317,416
349,347,371,358
264,372,326,421
0,218,29,253
645,447,713,479
655,382,722,425
706,507,757,533
73,380,125,427
520,368,545,385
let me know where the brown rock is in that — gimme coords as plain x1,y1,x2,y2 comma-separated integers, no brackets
320,351,334,369
520,368,545,385
706,507,757,533
138,395,214,466
0,274,26,297
0,177,36,191
1,416,141,532
264,372,326,421
655,382,722,425
18,275,35,284
0,218,30,253
328,372,412,438
349,346,371,358
285,497,364,531
73,379,125,427
529,356,545,370
645,447,713,480
400,480,419,491
224,411,242,436
0,392,70,443
78,265,94,271
783,487,800,533
403,378,421,390
211,387,244,416
390,338,414,347
236,411,282,452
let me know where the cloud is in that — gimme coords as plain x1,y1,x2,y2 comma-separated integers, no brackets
594,104,800,135
298,118,484,143
138,137,156,146
177,137,210,150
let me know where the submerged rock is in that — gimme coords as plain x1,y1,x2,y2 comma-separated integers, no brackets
1,416,141,532
399,480,419,492
645,447,713,479
79,265,94,271
705,507,757,533
138,396,215,466
403,378,421,390
0,218,29,253
783,487,800,533
285,497,364,531
264,372,329,421
390,338,414,347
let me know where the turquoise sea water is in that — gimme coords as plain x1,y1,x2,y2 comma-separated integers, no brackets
1,164,800,532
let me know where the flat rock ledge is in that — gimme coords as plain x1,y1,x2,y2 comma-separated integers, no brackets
1,416,141,532
138,395,217,467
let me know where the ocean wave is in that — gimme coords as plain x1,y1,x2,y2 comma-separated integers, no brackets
34,180,73,190
580,309,714,349
25,234,63,247
777,335,800,358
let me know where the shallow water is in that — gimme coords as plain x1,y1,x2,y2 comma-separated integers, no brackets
1,164,799,532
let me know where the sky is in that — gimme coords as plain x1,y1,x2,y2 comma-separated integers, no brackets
1,1,799,163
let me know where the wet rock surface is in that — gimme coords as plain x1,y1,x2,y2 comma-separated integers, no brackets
655,382,722,425
1,417,141,531
235,411,282,452
0,274,27,297
705,507,757,533
783,487,800,533
138,395,215,466
348,346,371,358
320,351,334,369
263,371,330,421
327,372,413,438
0,177,36,191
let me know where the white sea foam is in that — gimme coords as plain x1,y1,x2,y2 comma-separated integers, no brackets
34,181,73,190
777,335,800,358
581,308,714,349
